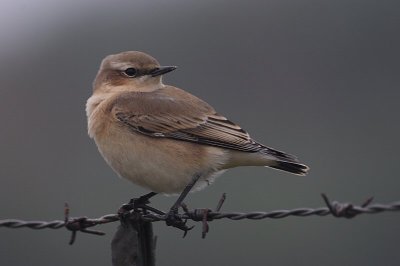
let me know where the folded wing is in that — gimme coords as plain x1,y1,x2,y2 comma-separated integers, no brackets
112,87,298,163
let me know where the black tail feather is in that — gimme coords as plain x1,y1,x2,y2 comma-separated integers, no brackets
261,147,299,163
269,161,309,176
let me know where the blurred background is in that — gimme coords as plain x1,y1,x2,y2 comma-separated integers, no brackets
0,0,399,265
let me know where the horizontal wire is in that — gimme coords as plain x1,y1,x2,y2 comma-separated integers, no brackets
1,200,399,230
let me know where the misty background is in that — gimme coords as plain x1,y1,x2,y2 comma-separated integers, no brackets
0,0,399,265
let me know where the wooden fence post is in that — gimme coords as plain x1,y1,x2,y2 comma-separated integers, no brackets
111,212,156,266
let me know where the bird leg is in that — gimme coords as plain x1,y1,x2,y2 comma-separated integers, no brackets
165,174,201,231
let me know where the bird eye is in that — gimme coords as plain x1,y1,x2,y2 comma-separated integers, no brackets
123,68,137,77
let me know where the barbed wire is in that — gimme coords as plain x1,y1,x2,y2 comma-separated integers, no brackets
1,194,400,242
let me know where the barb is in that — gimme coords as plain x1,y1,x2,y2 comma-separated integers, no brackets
1,194,399,241
64,203,119,244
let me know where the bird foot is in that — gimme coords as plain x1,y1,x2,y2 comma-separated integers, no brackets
118,194,164,217
165,208,194,237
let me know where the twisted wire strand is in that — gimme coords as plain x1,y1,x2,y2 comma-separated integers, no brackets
0,214,119,230
145,201,400,221
0,219,65,229
1,201,399,230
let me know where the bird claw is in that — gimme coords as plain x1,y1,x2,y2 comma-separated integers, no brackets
118,195,165,218
165,208,194,237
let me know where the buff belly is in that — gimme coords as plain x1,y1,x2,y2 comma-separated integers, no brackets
94,125,228,194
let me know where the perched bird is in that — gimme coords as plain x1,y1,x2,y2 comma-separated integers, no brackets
86,51,309,222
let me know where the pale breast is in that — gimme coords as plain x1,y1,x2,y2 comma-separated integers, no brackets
86,93,229,194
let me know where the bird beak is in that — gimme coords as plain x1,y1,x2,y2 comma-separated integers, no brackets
151,66,177,77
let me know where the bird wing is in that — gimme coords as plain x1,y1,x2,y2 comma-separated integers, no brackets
111,87,298,162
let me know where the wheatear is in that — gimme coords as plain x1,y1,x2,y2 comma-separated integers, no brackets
86,51,309,225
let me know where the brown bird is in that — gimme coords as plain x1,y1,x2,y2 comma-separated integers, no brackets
86,51,309,226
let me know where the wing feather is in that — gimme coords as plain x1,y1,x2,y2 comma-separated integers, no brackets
112,87,298,162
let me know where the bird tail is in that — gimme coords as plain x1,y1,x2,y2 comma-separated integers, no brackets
268,160,309,176
260,147,309,176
